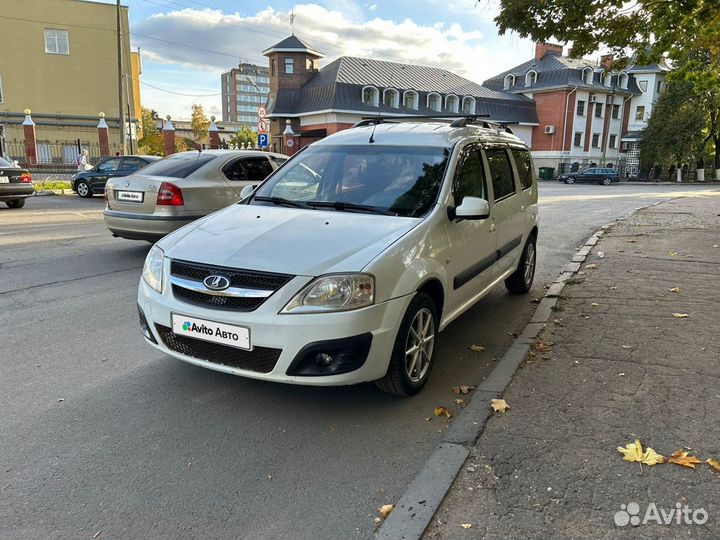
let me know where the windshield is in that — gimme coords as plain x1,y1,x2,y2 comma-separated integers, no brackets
137,153,216,178
251,145,450,217
0,157,15,168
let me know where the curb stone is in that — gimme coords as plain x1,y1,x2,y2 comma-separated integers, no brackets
374,202,667,540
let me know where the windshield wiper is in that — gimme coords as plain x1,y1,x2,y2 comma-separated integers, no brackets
253,196,313,210
307,201,397,216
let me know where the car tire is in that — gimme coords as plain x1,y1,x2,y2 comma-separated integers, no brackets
565,176,576,184
601,177,612,185
505,235,537,294
76,180,92,198
6,199,26,209
375,292,438,397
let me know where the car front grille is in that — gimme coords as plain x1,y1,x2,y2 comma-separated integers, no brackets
169,259,294,312
155,324,281,373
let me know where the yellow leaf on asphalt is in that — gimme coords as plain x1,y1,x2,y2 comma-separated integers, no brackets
672,313,689,318
455,399,466,407
668,450,702,469
470,344,486,353
491,399,509,413
435,407,452,418
591,302,599,307
378,504,394,519
460,523,473,529
585,263,598,270
452,385,475,394
668,287,681,293
707,459,720,472
617,439,665,466
669,251,678,256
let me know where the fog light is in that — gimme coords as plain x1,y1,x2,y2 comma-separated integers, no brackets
316,353,334,366
137,304,158,344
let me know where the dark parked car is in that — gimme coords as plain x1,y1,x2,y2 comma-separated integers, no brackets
72,155,161,198
0,157,33,209
558,167,620,185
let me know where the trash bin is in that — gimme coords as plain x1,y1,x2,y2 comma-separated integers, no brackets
538,167,555,180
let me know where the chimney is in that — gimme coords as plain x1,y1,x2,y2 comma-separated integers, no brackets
535,42,563,61
600,54,615,69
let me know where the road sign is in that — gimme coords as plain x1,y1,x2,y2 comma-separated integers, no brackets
257,106,267,118
257,119,267,132
258,133,269,148
286,138,294,148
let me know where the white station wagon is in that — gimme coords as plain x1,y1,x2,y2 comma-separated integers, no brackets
137,120,539,395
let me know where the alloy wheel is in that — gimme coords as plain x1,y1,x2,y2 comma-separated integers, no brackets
404,307,435,383
524,242,536,286
77,182,89,197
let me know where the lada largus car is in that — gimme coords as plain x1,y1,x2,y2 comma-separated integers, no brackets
137,120,539,396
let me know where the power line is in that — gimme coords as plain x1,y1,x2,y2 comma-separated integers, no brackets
136,78,222,97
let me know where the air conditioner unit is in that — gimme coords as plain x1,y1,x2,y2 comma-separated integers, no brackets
544,125,556,134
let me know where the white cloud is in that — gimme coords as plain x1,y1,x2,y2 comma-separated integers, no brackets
132,3,533,119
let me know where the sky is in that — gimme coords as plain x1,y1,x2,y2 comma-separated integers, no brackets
120,0,538,120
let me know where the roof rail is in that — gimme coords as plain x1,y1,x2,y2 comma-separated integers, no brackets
352,113,491,129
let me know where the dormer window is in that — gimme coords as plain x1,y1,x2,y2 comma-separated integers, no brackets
383,88,400,108
582,67,594,85
462,96,476,114
403,90,418,110
503,74,515,90
445,94,459,113
362,86,379,107
619,72,628,89
525,70,537,87
427,92,441,112
603,73,612,87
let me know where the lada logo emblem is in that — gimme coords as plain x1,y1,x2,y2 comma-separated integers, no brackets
203,275,230,291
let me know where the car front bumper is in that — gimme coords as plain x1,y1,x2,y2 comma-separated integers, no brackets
104,209,198,241
137,271,412,386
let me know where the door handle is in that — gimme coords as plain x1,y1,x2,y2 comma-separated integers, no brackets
490,223,497,232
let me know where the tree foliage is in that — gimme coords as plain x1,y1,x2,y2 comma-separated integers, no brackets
228,124,257,148
137,107,164,156
190,104,211,144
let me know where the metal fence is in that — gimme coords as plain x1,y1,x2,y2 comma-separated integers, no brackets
2,138,122,168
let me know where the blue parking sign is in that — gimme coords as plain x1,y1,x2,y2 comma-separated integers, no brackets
258,133,269,148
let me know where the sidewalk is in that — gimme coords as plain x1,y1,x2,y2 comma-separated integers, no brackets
424,196,720,539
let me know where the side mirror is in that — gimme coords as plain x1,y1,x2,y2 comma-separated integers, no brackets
240,185,255,199
453,196,490,221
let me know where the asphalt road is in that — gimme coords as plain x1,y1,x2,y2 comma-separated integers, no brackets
1,183,717,540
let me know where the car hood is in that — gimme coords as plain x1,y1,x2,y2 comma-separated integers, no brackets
161,203,422,276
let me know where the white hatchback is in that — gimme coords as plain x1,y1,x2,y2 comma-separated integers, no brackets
137,121,539,395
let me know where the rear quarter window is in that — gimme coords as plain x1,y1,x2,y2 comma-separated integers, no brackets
510,149,533,190
485,147,516,201
138,154,216,178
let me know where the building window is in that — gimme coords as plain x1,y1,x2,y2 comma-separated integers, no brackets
525,70,537,87
591,133,600,148
638,80,648,92
603,73,612,87
582,67,594,85
445,94,459,113
576,100,585,116
403,90,418,110
503,74,515,90
635,105,645,121
573,132,582,147
657,80,664,93
383,88,399,108
362,86,379,107
595,103,603,118
462,96,476,114
427,93,441,111
612,104,620,119
284,57,294,74
271,59,276,77
609,134,617,149
619,72,628,89
44,29,69,55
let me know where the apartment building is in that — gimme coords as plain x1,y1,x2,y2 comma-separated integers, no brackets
221,63,270,128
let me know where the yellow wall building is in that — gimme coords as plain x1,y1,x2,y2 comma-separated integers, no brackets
0,0,141,163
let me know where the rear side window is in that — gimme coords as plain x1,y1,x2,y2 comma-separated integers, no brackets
485,148,516,201
242,157,274,181
452,145,487,202
120,157,142,171
138,153,216,178
511,149,533,190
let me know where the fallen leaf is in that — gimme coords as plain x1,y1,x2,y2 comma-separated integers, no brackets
455,399,466,407
373,517,382,524
668,251,678,256
378,504,394,519
533,341,554,353
610,286,618,290
461,523,473,529
617,439,665,466
451,385,475,394
425,417,432,422
627,239,637,243
672,313,689,318
668,450,702,469
591,302,599,307
491,399,509,413
622,345,631,349
585,263,598,270
618,372,626,377
668,287,681,293
707,459,720,472
469,344,486,353
597,251,605,258
435,407,452,418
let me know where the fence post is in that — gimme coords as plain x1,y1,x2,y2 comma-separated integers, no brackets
22,108,38,166
163,115,176,156
208,116,220,150
97,112,110,157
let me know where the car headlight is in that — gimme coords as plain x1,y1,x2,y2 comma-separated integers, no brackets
142,245,165,293
281,274,374,314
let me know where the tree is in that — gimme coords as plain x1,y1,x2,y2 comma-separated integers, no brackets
228,124,257,148
137,107,164,156
190,104,210,145
640,81,705,180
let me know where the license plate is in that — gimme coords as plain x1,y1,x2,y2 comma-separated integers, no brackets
172,313,251,350
117,190,143,202
0,177,9,183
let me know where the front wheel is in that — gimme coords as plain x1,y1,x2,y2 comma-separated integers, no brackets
76,180,92,198
376,292,438,396
6,199,26,209
565,176,576,184
601,177,612,185
505,236,536,294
